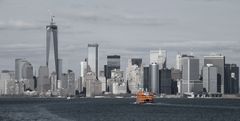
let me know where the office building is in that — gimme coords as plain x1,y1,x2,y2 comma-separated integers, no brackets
149,63,159,94
50,72,57,92
0,70,15,95
67,70,75,96
80,60,87,90
46,17,60,80
85,72,101,97
15,58,34,91
150,49,167,69
106,55,120,79
159,69,172,94
175,53,194,71
182,57,202,93
143,66,150,91
203,64,217,93
87,44,99,79
126,58,143,94
224,64,239,94
204,54,225,93
37,66,50,94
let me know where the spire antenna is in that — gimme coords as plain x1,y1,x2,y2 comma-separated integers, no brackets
51,15,55,24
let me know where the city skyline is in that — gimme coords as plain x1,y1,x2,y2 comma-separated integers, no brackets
0,0,240,76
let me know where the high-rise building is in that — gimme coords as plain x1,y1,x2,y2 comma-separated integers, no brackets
126,58,143,94
175,53,194,71
87,44,99,79
80,60,87,90
61,73,68,89
182,57,202,93
50,72,57,92
15,58,34,90
46,17,60,80
150,49,167,69
203,64,217,93
85,72,101,97
22,62,34,90
159,69,172,94
224,64,239,94
149,63,159,94
143,66,150,91
58,59,62,81
106,55,120,79
67,70,75,96
37,66,50,94
0,70,15,95
204,54,225,93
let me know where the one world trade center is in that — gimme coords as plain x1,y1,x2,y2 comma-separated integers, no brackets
46,16,60,80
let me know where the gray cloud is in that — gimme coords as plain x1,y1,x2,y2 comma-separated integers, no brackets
0,20,43,30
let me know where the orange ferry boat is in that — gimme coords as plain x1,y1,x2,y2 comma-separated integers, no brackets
136,90,154,104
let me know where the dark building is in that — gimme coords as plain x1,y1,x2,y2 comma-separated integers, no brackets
143,66,150,91
159,69,172,94
171,69,182,81
106,55,120,79
224,64,239,94
131,58,142,67
46,16,60,80
171,69,182,94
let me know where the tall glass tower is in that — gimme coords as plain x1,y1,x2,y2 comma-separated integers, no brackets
46,16,59,80
87,44,99,79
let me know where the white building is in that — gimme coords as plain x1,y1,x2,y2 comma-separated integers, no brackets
0,70,15,95
80,60,87,91
126,59,143,94
150,49,167,69
87,44,99,79
85,72,102,97
112,82,127,94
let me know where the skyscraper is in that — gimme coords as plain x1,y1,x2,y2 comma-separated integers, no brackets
87,44,99,79
80,60,87,90
204,54,225,93
67,70,75,96
149,63,159,94
106,55,120,79
15,58,34,90
46,16,59,80
150,49,167,69
143,66,150,91
37,66,50,94
175,53,194,71
182,57,202,93
126,58,143,94
203,64,217,93
224,64,239,94
159,69,172,94
21,61,34,90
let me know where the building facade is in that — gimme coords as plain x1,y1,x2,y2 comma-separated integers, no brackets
87,44,99,79
224,64,239,94
203,64,217,93
46,17,60,80
150,49,167,69
204,55,225,93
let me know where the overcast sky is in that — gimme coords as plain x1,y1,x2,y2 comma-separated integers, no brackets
0,0,240,76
